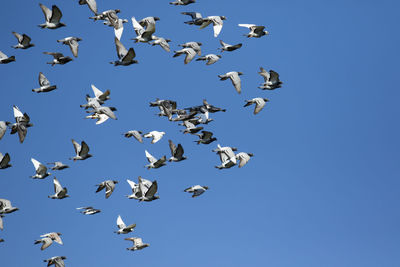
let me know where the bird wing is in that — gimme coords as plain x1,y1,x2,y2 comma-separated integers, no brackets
12,32,23,43
68,39,79,58
99,107,116,120
230,73,241,94
71,139,81,155
193,188,205,197
202,131,213,140
145,181,158,198
114,23,124,40
114,37,127,59
254,99,266,114
238,23,256,28
50,5,63,23
91,84,104,99
44,52,63,59
159,39,170,52
17,124,27,143
105,181,115,198
13,106,24,119
96,182,105,193
184,48,196,64
212,17,223,37
117,215,126,229
132,131,143,143
168,140,176,156
86,0,97,14
0,51,7,60
0,215,3,230
31,158,41,171
39,3,52,22
122,48,136,63
53,178,63,193
80,141,90,156
41,237,53,250
145,150,156,163
54,257,65,267
181,12,202,19
237,153,250,168
258,67,270,81
175,144,184,158
269,70,280,84
253,25,266,34
142,22,156,39
134,238,144,246
199,19,212,29
126,179,138,190
38,72,50,87
0,122,6,140
20,34,32,47
95,114,109,125
131,16,144,36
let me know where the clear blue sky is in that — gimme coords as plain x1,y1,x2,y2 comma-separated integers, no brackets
1,0,400,266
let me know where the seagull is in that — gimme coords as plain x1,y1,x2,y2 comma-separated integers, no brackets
79,0,97,14
235,152,254,168
170,0,196,5
143,131,165,144
34,237,53,250
258,68,282,90
244,98,269,114
40,232,63,245
32,72,57,93
0,199,18,214
194,131,217,145
44,256,67,267
123,130,143,143
0,121,9,140
181,120,203,134
125,237,150,251
11,32,34,49
38,4,66,29
43,52,73,66
31,158,51,179
181,12,202,25
168,140,187,162
0,153,11,169
49,177,69,199
218,71,243,94
138,177,159,202
151,36,171,52
70,139,92,161
77,206,101,215
144,150,166,169
196,54,221,65
131,16,157,43
0,51,15,64
199,16,226,37
115,215,136,234
218,40,242,52
9,105,33,143
179,42,202,56
95,180,118,198
238,24,269,38
173,48,196,64
184,185,209,197
47,162,69,171
110,37,138,66
57,37,82,58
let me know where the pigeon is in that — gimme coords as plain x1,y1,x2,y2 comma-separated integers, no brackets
85,113,110,125
181,12,203,25
218,71,243,94
238,24,269,38
199,16,226,37
151,36,171,52
184,185,209,197
170,110,198,122
168,140,187,162
149,99,177,119
86,104,117,120
144,150,166,169
31,158,51,179
0,199,18,214
244,98,269,114
126,179,140,200
34,237,53,250
79,0,97,14
196,54,221,65
95,180,118,198
38,4,66,29
115,215,136,234
138,177,159,202
47,162,69,171
44,256,67,267
195,131,217,145
143,131,165,144
139,16,160,28
43,52,73,66
0,153,11,169
110,37,138,66
11,32,34,49
235,152,254,168
179,42,202,56
202,99,226,113
0,51,15,64
40,232,63,245
90,9,120,21
173,48,196,64
103,18,128,40
9,105,33,143
131,16,157,43
170,0,196,5
218,40,242,52
0,121,9,140
49,177,69,199
77,206,101,215
258,68,282,90
181,120,203,134
70,139,92,161
57,37,82,58
214,144,237,169
125,237,150,251
91,84,110,103
0,215,3,230
32,72,57,93
123,130,143,143
186,111,213,125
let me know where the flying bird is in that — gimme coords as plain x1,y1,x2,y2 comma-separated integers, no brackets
0,153,11,169
34,237,53,250
238,24,269,38
173,48,196,64
90,9,120,21
0,199,18,214
218,40,242,52
110,37,138,66
244,98,269,114
199,16,226,37
43,52,73,66
218,71,243,94
194,131,217,145
0,51,15,64
47,162,69,171
43,256,67,267
184,185,209,197
9,105,33,143
70,139,92,161
48,177,69,199
79,0,97,14
170,0,196,5
32,72,57,93
214,144,238,169
57,37,82,58
0,121,9,140
258,68,282,90
90,84,110,103
95,180,118,198
38,4,66,29
144,150,166,169
77,206,101,215
196,54,221,65
138,177,159,201
123,130,143,143
131,16,157,43
179,42,202,56
181,120,203,134
151,36,171,52
168,140,187,162
235,152,254,168
40,232,63,245
125,237,150,251
181,12,203,25
115,215,136,234
31,158,51,179
143,131,165,144
11,32,34,49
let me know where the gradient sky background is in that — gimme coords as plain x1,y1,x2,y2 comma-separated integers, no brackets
1,0,400,266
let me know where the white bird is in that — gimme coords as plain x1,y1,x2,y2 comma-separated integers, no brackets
0,199,18,214
0,153,11,169
123,130,143,143
48,177,69,199
131,16,157,43
168,140,187,162
31,158,51,179
77,206,101,215
214,144,238,169
0,51,15,64
79,0,97,14
32,72,57,93
181,12,203,25
126,179,141,200
34,237,53,250
218,40,242,52
43,256,67,267
47,162,69,171
144,150,166,169
10,105,33,143
199,16,226,37
0,121,8,140
258,68,283,90
115,215,136,234
70,139,92,161
40,232,63,245
138,177,159,202
196,54,221,65
43,52,73,66
238,24,269,38
235,152,254,168
179,42,202,56
218,71,243,94
91,84,110,103
125,237,150,251
244,98,269,114
143,131,165,144
11,32,34,49
173,48,196,64
85,113,110,125
184,185,209,197
170,0,196,5
110,37,138,66
151,36,171,52
57,37,82,58
95,180,118,199
38,4,66,29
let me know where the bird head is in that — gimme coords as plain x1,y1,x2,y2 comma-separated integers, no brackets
238,72,244,76
220,16,227,20
154,17,160,21
264,98,270,102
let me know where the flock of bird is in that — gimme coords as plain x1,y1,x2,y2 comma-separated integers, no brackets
1,0,283,266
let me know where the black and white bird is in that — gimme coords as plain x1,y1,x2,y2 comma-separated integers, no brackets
179,42,202,56
0,215,3,230
43,256,67,267
0,51,15,64
144,150,166,169
138,177,159,202
239,24,269,38
218,71,243,94
34,237,53,250
235,152,254,168
125,237,150,251
11,32,34,49
32,72,57,93
196,54,221,65
0,121,9,140
151,36,171,52
170,0,196,5
115,215,136,234
194,131,217,145
143,131,165,144
40,232,63,245
0,199,18,214
110,37,138,66
70,139,92,161
123,130,143,143
90,9,120,21
47,162,69,171
95,180,118,199
258,68,282,90
168,140,187,162
77,206,101,215
43,52,73,66
48,177,69,199
218,40,242,52
181,12,203,25
31,158,51,179
184,185,209,197
38,4,66,29
57,37,82,58
244,98,269,114
0,153,11,169
131,16,158,43
173,48,197,64
214,144,237,169
79,0,97,14
181,120,203,134
9,105,33,143
199,16,226,37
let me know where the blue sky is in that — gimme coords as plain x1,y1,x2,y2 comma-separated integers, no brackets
1,0,400,266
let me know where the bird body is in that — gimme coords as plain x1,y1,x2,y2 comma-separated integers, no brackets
44,256,67,267
184,185,209,197
11,32,34,49
32,72,57,93
195,131,217,144
199,16,226,37
38,4,66,29
70,139,92,161
244,98,269,114
170,0,196,5
168,140,187,162
0,199,18,214
124,130,143,143
145,150,166,169
258,68,282,90
173,48,196,64
219,40,242,52
96,180,118,198
31,158,50,179
77,206,101,215
219,71,243,94
57,37,82,58
125,237,150,251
